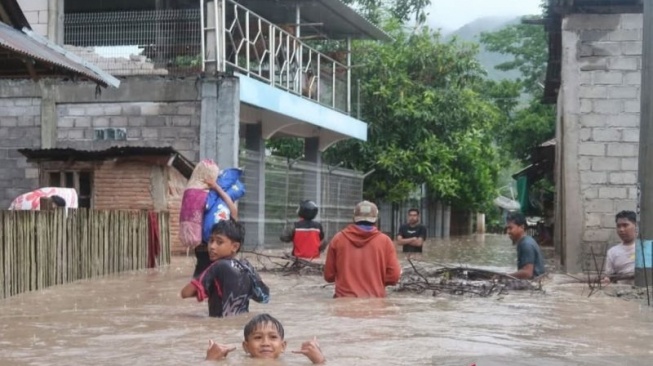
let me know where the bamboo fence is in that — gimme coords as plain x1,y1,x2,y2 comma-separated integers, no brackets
0,209,170,299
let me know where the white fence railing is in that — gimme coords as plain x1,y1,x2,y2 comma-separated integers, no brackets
202,0,351,113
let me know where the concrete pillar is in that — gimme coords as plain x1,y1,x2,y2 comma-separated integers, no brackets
560,22,583,274
434,200,443,238
442,204,451,238
245,123,266,247
303,137,322,214
199,77,240,169
39,81,56,149
476,213,486,234
47,0,64,44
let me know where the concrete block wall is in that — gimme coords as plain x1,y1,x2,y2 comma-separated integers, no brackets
17,0,49,36
0,98,42,208
0,78,201,212
56,102,201,162
561,13,642,271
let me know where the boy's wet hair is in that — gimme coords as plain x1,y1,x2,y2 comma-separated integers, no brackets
615,210,637,224
210,219,245,251
506,212,527,228
243,313,284,340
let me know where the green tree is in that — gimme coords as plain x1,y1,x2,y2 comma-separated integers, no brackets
479,15,556,162
266,138,304,159
341,0,432,24
479,20,548,95
503,100,556,161
324,26,502,208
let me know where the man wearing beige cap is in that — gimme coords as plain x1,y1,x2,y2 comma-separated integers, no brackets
323,201,402,297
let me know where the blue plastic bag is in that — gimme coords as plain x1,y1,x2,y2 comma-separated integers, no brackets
202,168,246,242
216,168,242,189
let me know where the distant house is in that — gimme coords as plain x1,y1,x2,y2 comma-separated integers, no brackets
19,146,193,254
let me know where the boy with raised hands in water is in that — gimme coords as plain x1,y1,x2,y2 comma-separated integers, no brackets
204,313,326,364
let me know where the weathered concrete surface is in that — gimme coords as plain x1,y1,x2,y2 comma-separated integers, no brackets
56,101,200,162
0,77,200,208
558,13,643,272
199,77,240,170
0,98,41,208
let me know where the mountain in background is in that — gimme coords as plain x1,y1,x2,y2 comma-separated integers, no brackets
440,16,522,81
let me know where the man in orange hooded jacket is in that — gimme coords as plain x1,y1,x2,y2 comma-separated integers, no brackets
323,201,402,298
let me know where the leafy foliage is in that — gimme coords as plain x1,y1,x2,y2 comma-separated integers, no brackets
479,21,548,95
479,14,555,162
503,101,556,161
323,26,502,208
266,138,304,160
341,0,431,24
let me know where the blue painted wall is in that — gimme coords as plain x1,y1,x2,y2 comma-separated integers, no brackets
238,75,368,141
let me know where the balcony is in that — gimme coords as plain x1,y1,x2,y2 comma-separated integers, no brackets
203,0,351,113
62,0,388,116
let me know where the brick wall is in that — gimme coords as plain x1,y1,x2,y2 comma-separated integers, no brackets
93,161,184,253
93,161,156,210
561,14,642,270
56,102,200,162
0,98,41,208
17,0,49,36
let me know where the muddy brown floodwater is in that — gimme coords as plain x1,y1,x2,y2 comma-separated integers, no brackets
1,234,653,365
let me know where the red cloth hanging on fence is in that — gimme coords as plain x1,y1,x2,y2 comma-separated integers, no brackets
147,211,161,268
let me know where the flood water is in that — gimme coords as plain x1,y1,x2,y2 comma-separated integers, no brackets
1,234,653,365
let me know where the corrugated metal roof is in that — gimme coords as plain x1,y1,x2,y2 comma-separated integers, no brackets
19,146,195,179
0,22,120,88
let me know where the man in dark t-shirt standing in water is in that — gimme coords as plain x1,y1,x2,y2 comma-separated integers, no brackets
505,212,546,279
396,208,427,253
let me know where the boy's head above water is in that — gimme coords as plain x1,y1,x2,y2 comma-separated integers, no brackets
208,219,245,261
205,313,325,363
242,313,287,359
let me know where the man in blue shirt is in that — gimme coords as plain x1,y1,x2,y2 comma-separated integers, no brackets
505,212,546,279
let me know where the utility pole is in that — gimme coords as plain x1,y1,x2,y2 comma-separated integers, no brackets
636,0,653,291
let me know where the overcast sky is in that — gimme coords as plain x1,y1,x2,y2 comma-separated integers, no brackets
426,0,543,31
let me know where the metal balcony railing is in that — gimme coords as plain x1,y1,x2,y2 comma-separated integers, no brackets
202,0,351,114
63,3,352,114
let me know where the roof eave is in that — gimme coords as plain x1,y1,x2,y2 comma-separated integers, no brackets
318,0,392,41
22,28,120,88
0,0,30,29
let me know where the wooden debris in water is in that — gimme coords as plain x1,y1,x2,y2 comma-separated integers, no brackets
240,252,544,297
396,259,543,298
241,250,324,276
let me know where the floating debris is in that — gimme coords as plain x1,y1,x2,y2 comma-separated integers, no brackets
241,251,324,276
604,286,650,302
395,260,543,298
240,252,544,297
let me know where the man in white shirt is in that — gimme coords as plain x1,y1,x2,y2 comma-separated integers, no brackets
602,210,637,285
